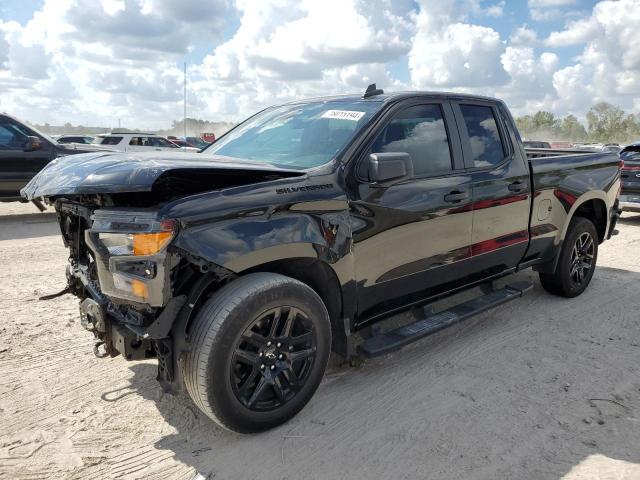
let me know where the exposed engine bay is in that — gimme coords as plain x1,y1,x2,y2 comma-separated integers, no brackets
53,193,234,383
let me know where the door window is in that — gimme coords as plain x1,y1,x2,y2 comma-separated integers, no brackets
371,104,453,177
459,105,506,168
0,121,29,150
100,136,122,145
150,137,178,148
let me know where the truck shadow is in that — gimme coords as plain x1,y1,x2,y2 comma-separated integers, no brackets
618,212,640,225
0,212,58,241
123,266,640,479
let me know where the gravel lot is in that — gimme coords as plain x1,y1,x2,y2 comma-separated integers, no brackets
1,202,639,480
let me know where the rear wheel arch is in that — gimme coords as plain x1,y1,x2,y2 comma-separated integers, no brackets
561,194,608,243
570,198,608,243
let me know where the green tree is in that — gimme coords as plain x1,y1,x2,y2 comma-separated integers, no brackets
586,102,627,142
532,111,559,130
515,115,536,138
559,115,587,142
516,111,560,140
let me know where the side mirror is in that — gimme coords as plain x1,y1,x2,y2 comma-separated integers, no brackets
23,136,43,152
368,152,414,185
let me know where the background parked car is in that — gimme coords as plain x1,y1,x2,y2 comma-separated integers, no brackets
523,140,551,149
93,132,198,152
168,138,200,152
201,132,216,143
619,143,640,213
602,143,622,153
0,113,114,202
57,135,95,145
185,136,211,149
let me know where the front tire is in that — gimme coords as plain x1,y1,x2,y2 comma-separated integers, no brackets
539,216,598,298
183,273,331,433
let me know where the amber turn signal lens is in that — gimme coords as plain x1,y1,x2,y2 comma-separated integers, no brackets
130,279,149,299
132,231,173,256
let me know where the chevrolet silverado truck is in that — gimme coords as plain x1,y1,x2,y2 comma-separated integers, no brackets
0,113,114,206
22,86,621,433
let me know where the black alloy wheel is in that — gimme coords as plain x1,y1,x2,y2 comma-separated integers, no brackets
539,216,599,298
183,272,331,433
231,306,317,411
569,231,595,286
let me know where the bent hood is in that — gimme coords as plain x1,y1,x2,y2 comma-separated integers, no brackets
21,151,303,200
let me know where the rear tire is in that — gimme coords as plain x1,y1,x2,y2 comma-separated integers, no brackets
539,216,598,298
183,272,331,433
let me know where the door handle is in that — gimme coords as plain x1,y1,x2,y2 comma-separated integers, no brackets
444,191,468,203
508,181,526,192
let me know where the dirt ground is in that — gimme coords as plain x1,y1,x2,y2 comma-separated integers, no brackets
0,202,639,480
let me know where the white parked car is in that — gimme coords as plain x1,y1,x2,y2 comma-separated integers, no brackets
93,132,200,152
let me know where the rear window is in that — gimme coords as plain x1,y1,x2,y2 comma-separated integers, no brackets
59,136,85,143
129,136,177,147
621,146,640,162
459,105,506,168
100,136,122,145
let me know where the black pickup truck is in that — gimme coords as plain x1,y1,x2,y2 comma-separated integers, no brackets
0,113,112,204
22,87,621,433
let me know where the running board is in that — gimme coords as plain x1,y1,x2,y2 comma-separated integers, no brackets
357,281,533,358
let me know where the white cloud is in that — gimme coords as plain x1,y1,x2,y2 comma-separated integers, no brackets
545,17,600,46
191,0,413,120
486,2,505,17
0,0,639,129
408,0,508,89
528,0,576,6
542,0,640,114
528,0,581,22
510,25,538,46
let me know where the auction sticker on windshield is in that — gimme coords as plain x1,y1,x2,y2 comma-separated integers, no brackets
321,110,366,121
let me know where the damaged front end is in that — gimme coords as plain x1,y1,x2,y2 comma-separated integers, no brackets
56,199,230,383
20,151,307,387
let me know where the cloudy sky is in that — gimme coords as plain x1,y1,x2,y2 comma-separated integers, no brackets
0,0,638,129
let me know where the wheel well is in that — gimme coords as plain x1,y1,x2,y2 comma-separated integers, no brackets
573,199,607,243
244,258,343,325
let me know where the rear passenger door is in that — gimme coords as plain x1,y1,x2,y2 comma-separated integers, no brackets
451,101,532,275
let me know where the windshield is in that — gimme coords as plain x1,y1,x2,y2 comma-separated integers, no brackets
203,100,382,169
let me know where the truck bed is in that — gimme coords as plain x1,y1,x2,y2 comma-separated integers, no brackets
525,148,602,159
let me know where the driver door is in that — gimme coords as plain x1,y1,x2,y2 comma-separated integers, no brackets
350,101,475,323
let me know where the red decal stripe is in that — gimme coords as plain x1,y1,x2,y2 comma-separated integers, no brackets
471,230,529,256
471,194,529,211
553,189,578,207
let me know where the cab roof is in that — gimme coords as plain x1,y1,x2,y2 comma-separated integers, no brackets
282,91,504,106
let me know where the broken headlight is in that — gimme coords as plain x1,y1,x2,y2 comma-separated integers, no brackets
98,227,174,257
86,212,177,306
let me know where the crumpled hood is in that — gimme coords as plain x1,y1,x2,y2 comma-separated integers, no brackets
21,150,302,200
